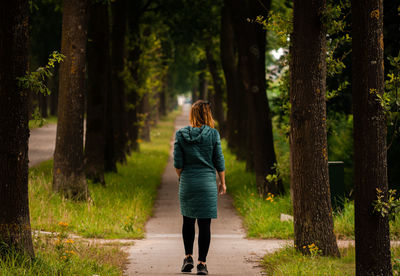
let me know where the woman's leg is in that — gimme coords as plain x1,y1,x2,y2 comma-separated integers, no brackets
182,216,196,256
197,218,211,262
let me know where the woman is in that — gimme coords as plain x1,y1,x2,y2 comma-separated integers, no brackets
173,100,226,275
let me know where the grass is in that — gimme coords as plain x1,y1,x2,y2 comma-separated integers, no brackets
29,116,57,129
223,140,293,239
262,245,400,275
29,109,181,239
0,232,127,275
262,246,354,275
223,141,400,240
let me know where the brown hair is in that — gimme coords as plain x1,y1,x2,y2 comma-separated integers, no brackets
190,100,215,128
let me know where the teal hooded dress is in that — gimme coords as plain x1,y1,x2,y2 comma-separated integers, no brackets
173,125,225,219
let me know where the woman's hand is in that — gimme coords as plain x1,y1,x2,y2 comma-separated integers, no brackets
218,183,226,195
175,168,183,180
217,171,226,195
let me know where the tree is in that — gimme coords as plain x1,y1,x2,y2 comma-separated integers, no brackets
289,0,340,256
85,0,109,185
352,0,392,274
231,0,284,195
198,62,208,100
205,42,225,136
110,0,128,164
0,0,34,257
53,0,88,200
220,0,251,162
220,1,242,151
29,0,63,119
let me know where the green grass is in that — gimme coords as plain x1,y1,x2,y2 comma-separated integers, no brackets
223,141,293,239
0,234,127,275
262,245,400,275
223,141,400,240
29,110,180,239
29,116,57,129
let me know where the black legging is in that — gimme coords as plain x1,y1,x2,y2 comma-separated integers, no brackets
182,216,211,262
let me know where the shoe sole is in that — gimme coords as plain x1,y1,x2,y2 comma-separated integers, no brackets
197,272,208,275
181,263,194,272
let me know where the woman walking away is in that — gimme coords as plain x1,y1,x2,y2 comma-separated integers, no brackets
174,100,226,275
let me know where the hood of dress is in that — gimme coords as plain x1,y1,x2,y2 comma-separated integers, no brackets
179,125,213,144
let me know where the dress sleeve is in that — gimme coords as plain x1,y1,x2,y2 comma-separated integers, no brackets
173,131,184,169
212,130,225,172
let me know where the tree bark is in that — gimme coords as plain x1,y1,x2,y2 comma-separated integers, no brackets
126,13,141,153
192,84,199,103
139,92,151,142
53,0,88,200
290,0,339,256
0,0,34,258
38,92,48,118
220,2,240,150
49,66,58,116
159,71,168,118
231,0,283,195
198,70,208,100
205,43,225,137
104,71,116,171
85,0,109,185
111,0,128,164
352,0,392,274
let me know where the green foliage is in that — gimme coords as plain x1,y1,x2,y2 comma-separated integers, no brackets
29,110,180,239
18,51,64,96
384,52,400,144
29,114,57,130
373,189,400,221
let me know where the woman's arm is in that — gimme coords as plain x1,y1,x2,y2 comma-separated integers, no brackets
217,171,226,195
175,168,183,179
173,131,184,181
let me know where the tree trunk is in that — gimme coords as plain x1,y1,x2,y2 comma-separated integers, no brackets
221,1,250,161
159,73,168,117
126,14,141,153
352,0,392,274
290,0,339,256
139,93,151,142
104,69,116,171
192,84,199,103
220,2,240,150
85,0,109,185
49,66,58,116
198,70,208,100
0,0,34,258
53,0,88,200
111,0,128,164
232,0,283,195
205,43,225,137
38,92,48,118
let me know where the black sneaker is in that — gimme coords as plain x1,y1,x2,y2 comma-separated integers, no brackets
181,256,194,272
197,263,208,275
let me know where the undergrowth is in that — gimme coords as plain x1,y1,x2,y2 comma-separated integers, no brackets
29,110,180,239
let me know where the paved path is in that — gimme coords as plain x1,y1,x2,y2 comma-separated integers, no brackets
28,123,57,167
124,104,288,276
